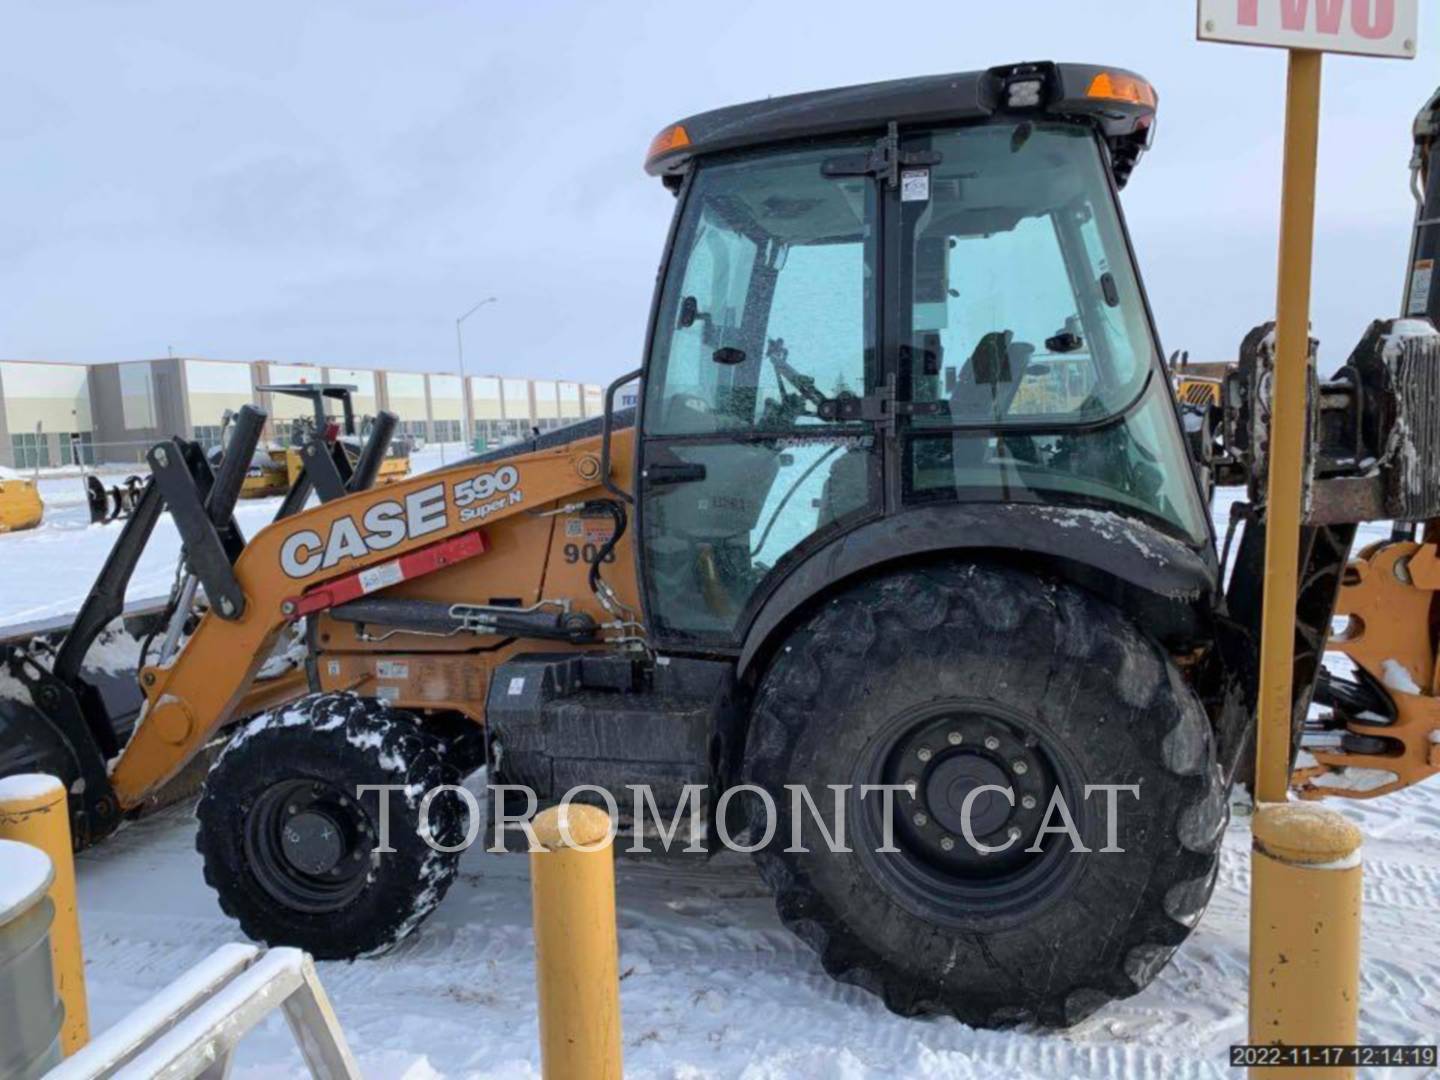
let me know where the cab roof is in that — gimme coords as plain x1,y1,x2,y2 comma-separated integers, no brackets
646,62,1158,188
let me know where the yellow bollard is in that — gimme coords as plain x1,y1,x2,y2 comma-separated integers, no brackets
1249,803,1362,1079
0,773,89,1054
529,802,622,1080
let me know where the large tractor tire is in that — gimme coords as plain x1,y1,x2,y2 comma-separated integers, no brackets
744,563,1225,1028
196,693,470,959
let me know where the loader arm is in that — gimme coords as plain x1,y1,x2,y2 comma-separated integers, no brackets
111,437,627,809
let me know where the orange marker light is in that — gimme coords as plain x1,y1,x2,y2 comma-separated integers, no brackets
646,123,691,165
1086,72,1157,109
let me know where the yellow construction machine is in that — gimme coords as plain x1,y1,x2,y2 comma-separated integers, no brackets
240,383,411,499
0,470,43,533
2,64,1439,1030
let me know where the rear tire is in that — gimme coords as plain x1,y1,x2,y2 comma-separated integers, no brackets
196,692,470,959
743,563,1225,1028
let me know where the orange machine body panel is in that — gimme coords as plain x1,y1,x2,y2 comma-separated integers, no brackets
111,428,639,809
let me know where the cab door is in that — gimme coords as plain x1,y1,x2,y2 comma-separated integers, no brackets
637,142,884,651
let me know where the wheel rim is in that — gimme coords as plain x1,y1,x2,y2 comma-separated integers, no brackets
243,778,376,914
850,699,1093,929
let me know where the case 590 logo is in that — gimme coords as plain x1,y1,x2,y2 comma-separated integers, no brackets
277,466,524,578
454,465,522,523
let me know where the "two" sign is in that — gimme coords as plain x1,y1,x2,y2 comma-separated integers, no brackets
1198,0,1418,57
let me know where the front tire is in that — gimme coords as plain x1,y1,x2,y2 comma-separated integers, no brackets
196,693,470,959
744,564,1225,1028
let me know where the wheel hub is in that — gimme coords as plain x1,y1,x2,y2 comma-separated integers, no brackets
926,755,1012,837
883,708,1061,878
243,778,374,914
282,809,347,875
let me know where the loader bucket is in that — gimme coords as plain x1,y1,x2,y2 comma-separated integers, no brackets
0,611,153,847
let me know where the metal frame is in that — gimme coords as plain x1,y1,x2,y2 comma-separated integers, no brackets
48,944,360,1080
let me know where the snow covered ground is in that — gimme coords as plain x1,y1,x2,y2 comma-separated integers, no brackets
1,474,1437,1077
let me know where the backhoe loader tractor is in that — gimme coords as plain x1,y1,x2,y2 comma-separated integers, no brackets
4,63,1440,1029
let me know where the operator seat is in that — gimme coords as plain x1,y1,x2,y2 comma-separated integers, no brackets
950,331,1034,470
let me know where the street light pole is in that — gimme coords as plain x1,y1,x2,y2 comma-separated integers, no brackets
456,296,498,446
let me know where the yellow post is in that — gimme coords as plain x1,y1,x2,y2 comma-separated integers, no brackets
0,773,89,1054
1250,803,1362,1078
529,802,622,1080
1246,48,1364,1068
1254,48,1324,804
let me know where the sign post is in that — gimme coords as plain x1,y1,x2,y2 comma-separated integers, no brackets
1198,1,1416,1070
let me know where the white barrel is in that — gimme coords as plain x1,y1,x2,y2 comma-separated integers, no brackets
0,838,62,1079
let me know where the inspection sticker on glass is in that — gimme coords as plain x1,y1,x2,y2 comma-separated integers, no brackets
900,168,930,202
1408,259,1433,316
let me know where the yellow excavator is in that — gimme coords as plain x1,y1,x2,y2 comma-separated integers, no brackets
2,64,1438,1030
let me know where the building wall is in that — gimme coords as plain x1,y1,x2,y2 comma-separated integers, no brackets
471,376,503,421
324,368,378,418
428,374,464,443
88,359,186,465
0,360,94,467
386,372,429,440
0,358,610,468
532,380,560,430
183,360,256,448
502,378,532,428
557,381,583,422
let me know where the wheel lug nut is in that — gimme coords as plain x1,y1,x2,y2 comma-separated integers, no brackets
1022,795,1037,810
917,747,933,762
984,736,1000,751
913,812,928,827
1007,826,1022,841
939,836,955,852
947,731,963,745
287,804,298,815
1013,761,1028,775
904,778,919,796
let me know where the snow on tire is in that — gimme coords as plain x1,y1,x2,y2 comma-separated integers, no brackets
196,692,469,959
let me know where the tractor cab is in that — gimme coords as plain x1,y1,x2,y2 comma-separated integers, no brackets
636,62,1210,649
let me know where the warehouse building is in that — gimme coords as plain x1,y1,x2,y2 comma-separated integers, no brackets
0,356,604,468
0,359,96,467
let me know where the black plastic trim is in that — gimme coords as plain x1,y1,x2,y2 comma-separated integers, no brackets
735,502,1217,678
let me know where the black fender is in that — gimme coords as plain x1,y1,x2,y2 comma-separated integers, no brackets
736,503,1220,681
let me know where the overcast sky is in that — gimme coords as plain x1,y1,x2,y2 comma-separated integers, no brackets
2,1,1434,382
